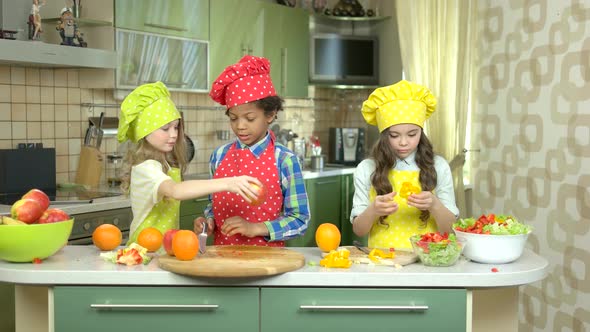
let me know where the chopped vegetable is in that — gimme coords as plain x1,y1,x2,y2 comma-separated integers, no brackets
399,182,421,199
368,248,395,263
491,267,499,273
32,258,42,264
320,248,352,268
100,242,152,266
453,214,532,235
410,232,463,266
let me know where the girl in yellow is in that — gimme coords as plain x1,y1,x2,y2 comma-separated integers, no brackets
118,82,262,245
350,80,459,249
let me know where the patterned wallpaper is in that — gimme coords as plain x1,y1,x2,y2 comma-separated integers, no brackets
474,1,589,331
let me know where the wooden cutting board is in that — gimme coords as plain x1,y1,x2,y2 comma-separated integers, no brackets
158,245,305,278
323,246,418,266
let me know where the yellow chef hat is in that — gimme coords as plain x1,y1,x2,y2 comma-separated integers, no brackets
361,80,437,132
117,82,181,143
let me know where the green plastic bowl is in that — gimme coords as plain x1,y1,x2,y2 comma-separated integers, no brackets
0,219,73,263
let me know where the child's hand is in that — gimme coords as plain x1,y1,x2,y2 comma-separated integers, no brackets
372,192,399,216
407,191,435,210
220,216,269,238
226,176,263,203
193,217,214,236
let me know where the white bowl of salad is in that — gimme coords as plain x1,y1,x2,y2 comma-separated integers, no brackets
409,232,465,267
453,214,533,264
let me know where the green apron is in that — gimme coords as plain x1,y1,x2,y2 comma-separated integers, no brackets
368,169,437,249
126,167,181,246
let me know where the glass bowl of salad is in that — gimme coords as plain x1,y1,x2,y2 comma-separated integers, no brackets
409,232,465,267
453,214,533,264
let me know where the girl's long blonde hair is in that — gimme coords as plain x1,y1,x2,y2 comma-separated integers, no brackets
120,119,187,194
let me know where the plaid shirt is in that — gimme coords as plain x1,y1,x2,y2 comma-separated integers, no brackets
204,132,310,241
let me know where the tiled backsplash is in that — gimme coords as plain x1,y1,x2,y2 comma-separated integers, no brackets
0,65,370,186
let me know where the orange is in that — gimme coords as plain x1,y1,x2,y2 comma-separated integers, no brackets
137,227,164,252
92,224,122,251
172,230,199,261
315,223,341,252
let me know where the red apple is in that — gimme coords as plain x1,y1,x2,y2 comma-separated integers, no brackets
11,198,43,224
22,189,50,211
38,208,70,224
163,229,180,256
248,183,267,206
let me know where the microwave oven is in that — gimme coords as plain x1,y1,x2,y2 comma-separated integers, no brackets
309,34,379,86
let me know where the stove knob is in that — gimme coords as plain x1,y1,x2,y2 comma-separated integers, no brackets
113,218,119,226
83,222,91,231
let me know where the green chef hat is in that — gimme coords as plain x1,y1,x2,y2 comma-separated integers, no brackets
117,81,181,143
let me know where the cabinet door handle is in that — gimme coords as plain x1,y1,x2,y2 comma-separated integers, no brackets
281,47,287,94
90,304,219,311
315,180,339,185
144,23,188,32
299,305,429,312
194,197,209,203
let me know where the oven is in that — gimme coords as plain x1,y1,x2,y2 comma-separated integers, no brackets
68,208,132,245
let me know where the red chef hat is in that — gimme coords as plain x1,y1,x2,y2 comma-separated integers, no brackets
209,55,277,108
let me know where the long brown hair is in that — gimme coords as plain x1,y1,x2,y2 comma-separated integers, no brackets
370,128,437,224
120,119,187,194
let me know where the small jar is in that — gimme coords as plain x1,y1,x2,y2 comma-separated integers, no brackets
106,154,123,187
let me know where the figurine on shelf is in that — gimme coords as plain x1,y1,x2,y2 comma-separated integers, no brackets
28,0,46,41
56,7,87,47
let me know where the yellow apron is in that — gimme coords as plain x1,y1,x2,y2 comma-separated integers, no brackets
368,169,437,249
126,167,181,245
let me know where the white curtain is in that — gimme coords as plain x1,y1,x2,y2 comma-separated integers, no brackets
395,0,479,218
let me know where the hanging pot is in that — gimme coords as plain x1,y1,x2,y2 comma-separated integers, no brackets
185,135,195,162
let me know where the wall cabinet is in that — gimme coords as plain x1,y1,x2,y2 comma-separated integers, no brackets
210,0,308,98
53,286,259,332
115,0,209,40
116,29,209,92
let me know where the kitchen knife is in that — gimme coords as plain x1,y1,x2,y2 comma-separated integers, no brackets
83,126,92,146
96,112,105,149
198,222,208,254
353,240,371,255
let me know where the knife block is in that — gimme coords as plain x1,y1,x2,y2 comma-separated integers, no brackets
75,146,104,188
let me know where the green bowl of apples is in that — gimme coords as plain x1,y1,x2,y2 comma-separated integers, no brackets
0,218,73,263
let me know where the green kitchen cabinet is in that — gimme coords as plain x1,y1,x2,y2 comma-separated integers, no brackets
115,0,209,39
286,176,341,247
54,286,258,332
179,197,210,231
261,288,467,332
263,2,309,98
340,173,367,246
210,0,308,97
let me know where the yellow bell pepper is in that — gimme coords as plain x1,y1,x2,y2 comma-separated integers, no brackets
368,248,395,262
320,248,352,268
399,182,421,199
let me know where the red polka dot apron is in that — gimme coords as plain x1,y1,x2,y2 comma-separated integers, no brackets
212,136,284,246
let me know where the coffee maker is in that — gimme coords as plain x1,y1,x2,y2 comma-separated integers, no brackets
328,128,366,166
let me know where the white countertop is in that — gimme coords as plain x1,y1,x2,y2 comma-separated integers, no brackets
0,246,548,288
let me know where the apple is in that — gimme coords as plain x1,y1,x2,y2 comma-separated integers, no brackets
248,183,267,206
38,208,70,224
163,229,180,256
11,198,43,224
22,189,50,211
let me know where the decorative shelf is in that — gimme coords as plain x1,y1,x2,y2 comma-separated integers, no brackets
312,14,390,22
42,18,113,28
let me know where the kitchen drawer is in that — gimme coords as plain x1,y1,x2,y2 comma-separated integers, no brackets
54,286,258,332
261,288,467,332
